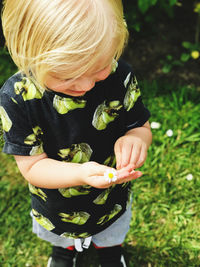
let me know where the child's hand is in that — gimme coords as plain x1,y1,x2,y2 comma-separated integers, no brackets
114,135,147,170
81,162,142,189
114,122,152,170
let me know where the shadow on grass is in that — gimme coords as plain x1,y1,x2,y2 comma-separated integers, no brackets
74,243,200,267
74,244,151,267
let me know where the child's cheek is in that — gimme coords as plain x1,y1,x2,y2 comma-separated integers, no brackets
98,68,111,81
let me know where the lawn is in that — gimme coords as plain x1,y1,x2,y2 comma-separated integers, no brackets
0,78,200,266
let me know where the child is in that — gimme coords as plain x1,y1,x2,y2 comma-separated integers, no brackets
0,0,152,266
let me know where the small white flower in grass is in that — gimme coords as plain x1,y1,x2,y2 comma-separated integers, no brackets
150,122,161,129
166,129,173,137
186,174,193,181
104,169,117,183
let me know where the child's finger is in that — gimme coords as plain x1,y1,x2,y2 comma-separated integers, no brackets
127,170,143,181
134,147,147,169
117,164,134,176
129,144,141,167
116,165,136,180
117,169,131,179
120,143,132,168
130,170,143,179
114,145,122,169
117,170,143,183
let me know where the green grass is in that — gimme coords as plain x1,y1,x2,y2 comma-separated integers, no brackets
0,78,200,266
125,82,200,266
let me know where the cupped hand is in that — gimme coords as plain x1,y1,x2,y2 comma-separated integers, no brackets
80,161,142,189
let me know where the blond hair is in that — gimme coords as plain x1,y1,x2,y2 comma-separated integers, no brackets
2,0,129,87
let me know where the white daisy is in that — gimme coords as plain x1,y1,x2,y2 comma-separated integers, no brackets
186,174,193,181
150,122,161,129
104,169,118,183
166,129,173,137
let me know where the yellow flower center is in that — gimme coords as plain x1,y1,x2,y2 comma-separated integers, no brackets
108,173,114,179
191,51,199,59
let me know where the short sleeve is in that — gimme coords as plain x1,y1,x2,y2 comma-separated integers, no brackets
0,81,44,156
118,61,150,130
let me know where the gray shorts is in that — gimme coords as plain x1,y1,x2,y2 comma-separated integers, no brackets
32,204,132,249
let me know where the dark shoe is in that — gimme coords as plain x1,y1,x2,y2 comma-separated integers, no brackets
97,245,127,267
99,256,127,267
47,246,76,267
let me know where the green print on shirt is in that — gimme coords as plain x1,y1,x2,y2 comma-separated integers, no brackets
123,75,141,111
0,106,12,132
97,204,122,225
32,209,55,231
61,232,90,239
53,95,86,114
92,100,123,130
29,145,44,156
104,154,116,168
24,126,44,155
93,188,113,205
14,77,44,101
29,184,47,202
11,97,18,104
111,60,118,74
124,72,131,88
59,211,90,225
59,185,91,198
58,143,92,163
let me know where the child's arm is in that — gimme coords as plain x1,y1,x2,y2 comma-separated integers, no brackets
114,121,152,170
14,153,141,189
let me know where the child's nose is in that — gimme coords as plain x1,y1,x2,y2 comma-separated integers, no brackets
75,77,95,92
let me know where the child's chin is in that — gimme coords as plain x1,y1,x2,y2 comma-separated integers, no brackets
66,90,87,96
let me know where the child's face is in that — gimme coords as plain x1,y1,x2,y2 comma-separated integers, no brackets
44,61,112,97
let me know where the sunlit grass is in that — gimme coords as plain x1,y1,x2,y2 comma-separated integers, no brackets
0,80,200,266
125,81,200,266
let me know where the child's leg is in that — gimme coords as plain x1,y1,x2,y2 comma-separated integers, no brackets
92,204,132,247
47,245,77,267
31,205,132,266
92,205,132,267
94,243,126,267
31,215,77,266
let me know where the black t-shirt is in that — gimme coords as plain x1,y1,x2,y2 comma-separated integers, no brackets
0,59,150,238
